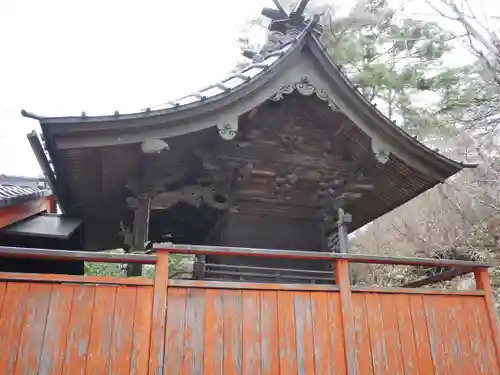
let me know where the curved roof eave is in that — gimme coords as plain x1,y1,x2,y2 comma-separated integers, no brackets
306,33,476,176
21,28,313,130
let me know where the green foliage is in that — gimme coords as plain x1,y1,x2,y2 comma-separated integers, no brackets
84,253,192,279
317,0,462,139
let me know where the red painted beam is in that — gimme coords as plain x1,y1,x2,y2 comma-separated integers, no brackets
0,196,54,230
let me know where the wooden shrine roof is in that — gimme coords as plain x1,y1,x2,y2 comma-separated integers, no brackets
20,9,474,249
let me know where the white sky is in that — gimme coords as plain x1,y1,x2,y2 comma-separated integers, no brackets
0,0,498,177
0,0,269,176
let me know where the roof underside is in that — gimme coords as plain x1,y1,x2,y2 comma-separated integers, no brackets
22,20,471,249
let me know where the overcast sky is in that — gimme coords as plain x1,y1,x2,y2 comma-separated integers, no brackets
0,0,270,176
0,0,497,177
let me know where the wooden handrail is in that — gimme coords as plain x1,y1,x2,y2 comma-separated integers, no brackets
0,246,156,264
155,244,490,269
0,244,491,270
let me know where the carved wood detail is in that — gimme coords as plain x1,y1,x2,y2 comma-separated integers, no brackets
270,76,339,111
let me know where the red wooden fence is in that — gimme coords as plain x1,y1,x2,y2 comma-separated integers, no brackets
0,245,498,375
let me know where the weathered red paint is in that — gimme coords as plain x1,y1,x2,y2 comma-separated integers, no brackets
0,196,53,229
0,251,499,374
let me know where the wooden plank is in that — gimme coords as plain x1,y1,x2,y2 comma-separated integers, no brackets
311,292,334,375
156,243,490,268
260,291,279,375
393,294,419,375
14,283,52,375
242,290,261,375
461,296,493,374
169,279,339,291
351,294,373,375
423,295,449,375
0,283,30,374
379,294,405,374
326,292,347,375
408,295,435,375
222,290,243,375
130,287,154,375
352,285,484,296
442,296,475,375
61,286,95,375
473,298,500,374
475,268,500,371
0,282,6,313
403,267,473,288
204,289,224,375
277,291,298,374
85,285,117,375
0,272,153,286
335,259,357,375
365,294,389,375
0,246,156,264
109,286,137,375
294,292,315,375
38,285,74,375
149,251,169,375
182,289,206,375
164,288,187,375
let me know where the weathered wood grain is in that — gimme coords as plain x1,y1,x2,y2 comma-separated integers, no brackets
204,289,224,375
379,294,405,373
222,289,243,375
164,287,187,375
327,292,347,375
294,292,315,375
351,294,373,375
277,291,298,374
130,287,154,375
409,295,435,375
85,285,117,375
0,283,30,374
0,275,498,375
260,291,279,375
14,283,52,375
38,285,74,375
182,289,206,375
242,290,261,375
109,286,136,375
61,285,95,375
393,294,419,375
311,292,334,375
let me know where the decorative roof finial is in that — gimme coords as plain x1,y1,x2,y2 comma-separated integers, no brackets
262,0,322,35
244,0,322,63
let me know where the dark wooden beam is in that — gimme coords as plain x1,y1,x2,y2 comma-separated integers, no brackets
128,197,151,276
403,267,474,288
26,131,63,213
0,246,156,264
155,244,490,269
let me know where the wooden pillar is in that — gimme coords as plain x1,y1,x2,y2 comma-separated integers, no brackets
334,259,358,375
47,195,57,214
149,250,169,375
128,197,151,277
475,268,500,367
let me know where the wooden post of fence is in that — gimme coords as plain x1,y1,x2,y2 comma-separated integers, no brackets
149,250,169,375
335,259,358,375
475,268,500,367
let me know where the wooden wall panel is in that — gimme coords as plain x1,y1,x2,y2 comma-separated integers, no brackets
163,287,347,375
0,280,499,375
0,282,152,375
352,292,500,375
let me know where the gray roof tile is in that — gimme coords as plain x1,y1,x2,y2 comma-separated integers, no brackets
0,183,52,208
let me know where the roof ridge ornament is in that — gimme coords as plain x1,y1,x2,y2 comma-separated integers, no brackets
270,76,339,112
244,0,322,63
